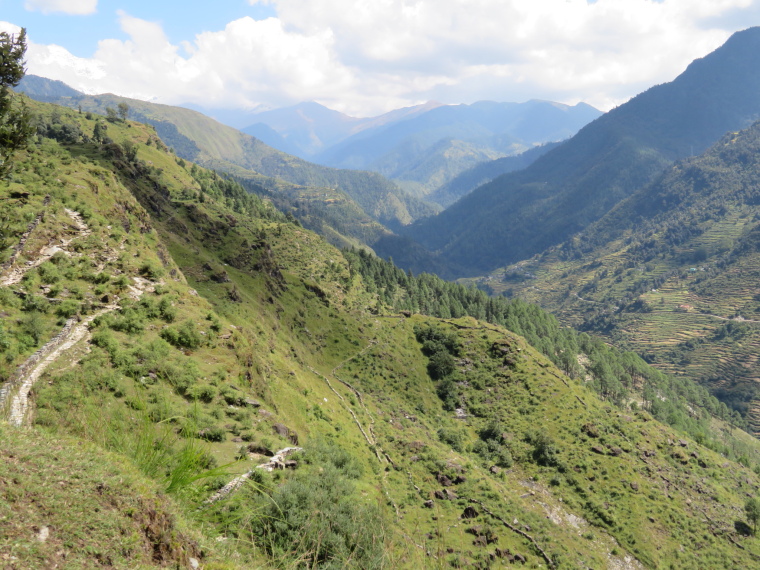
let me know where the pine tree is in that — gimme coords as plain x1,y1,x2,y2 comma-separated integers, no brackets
0,27,33,180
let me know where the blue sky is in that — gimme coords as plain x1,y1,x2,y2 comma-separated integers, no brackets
2,1,760,118
1,1,276,57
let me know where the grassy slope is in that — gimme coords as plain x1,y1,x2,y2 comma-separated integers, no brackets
2,100,760,568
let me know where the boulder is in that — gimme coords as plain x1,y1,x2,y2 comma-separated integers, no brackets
462,506,479,519
437,473,454,487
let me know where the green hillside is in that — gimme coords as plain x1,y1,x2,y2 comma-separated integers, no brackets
17,77,439,233
3,97,760,569
476,120,760,436
397,26,760,277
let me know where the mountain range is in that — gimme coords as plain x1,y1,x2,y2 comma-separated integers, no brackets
393,26,760,277
244,99,601,201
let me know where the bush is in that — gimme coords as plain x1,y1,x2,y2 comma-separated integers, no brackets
187,383,217,403
55,299,80,319
139,261,164,280
428,350,456,380
160,320,203,350
438,426,467,452
249,464,387,568
198,426,226,442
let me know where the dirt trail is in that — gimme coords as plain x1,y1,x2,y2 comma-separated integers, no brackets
0,276,153,426
1,208,91,287
0,308,112,425
0,208,153,426
203,447,303,505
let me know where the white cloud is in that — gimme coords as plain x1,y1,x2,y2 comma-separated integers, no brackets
15,0,760,116
0,21,23,35
24,0,97,16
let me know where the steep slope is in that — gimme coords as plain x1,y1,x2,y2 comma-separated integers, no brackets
479,120,760,435
16,76,437,231
402,26,760,276
428,141,561,207
3,99,760,568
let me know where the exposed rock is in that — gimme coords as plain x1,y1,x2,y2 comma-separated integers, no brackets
272,422,299,445
489,465,501,474
247,443,274,456
582,423,600,438
591,446,605,454
453,475,467,484
679,439,688,447
444,489,458,500
437,473,454,487
630,481,639,491
609,447,623,457
423,500,434,509
272,423,289,438
462,506,479,519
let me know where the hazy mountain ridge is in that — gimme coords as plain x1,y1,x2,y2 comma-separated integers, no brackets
398,26,760,277
241,100,446,158
313,99,601,198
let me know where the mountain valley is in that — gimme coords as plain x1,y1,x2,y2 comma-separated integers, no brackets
4,22,760,570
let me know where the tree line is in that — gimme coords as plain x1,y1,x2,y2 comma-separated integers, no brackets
345,248,748,445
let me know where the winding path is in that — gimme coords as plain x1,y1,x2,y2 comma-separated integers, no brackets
0,209,152,426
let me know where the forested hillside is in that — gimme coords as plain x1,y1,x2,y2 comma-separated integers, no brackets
396,26,760,277
3,95,760,568
479,119,760,435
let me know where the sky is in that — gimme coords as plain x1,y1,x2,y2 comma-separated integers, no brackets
2,0,760,118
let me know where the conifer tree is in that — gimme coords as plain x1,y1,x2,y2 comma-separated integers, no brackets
0,27,33,180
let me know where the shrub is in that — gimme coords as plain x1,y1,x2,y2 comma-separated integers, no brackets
55,299,80,319
160,320,203,350
198,426,226,442
249,464,387,568
139,261,164,280
438,426,467,452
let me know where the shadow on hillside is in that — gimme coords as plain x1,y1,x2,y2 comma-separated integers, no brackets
734,520,752,536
